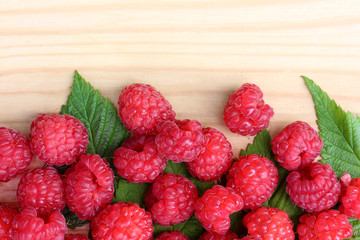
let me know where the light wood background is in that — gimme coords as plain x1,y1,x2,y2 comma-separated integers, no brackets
1,0,360,236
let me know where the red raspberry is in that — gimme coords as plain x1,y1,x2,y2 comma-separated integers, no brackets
114,134,167,183
65,234,90,240
243,207,294,240
145,173,198,226
195,185,243,234
271,121,323,171
12,207,67,240
199,230,239,240
30,113,88,166
17,166,66,216
91,202,153,240
239,237,260,240
339,176,360,219
64,154,114,220
156,119,205,163
0,205,18,240
118,83,176,135
0,127,32,182
226,155,279,210
286,162,341,213
223,83,274,136
186,127,233,181
297,210,353,240
156,231,189,240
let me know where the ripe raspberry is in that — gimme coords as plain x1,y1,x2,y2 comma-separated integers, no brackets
186,127,233,181
118,83,176,135
64,154,114,220
145,173,198,226
65,234,90,240
156,231,189,240
243,207,294,240
271,121,323,171
226,154,279,210
12,207,67,240
91,202,153,240
297,210,353,240
0,205,18,240
286,162,341,213
156,119,205,163
114,134,167,183
0,127,32,182
223,83,274,136
339,176,360,219
195,185,243,234
30,113,88,166
17,166,66,216
239,237,260,240
199,230,239,240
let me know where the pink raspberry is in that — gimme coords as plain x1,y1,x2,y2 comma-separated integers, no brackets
223,83,274,136
114,134,167,183
65,234,90,240
156,231,189,240
226,155,279,210
297,210,353,240
91,202,153,240
243,207,294,240
17,166,66,216
195,185,243,235
64,154,114,220
186,127,233,181
199,230,239,240
145,173,198,226
12,207,67,240
0,205,18,240
271,121,323,171
30,113,88,166
339,176,360,219
118,83,176,135
0,127,32,182
286,162,341,213
156,119,205,163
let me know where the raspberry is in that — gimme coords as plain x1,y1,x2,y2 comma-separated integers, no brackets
12,207,67,240
271,121,323,171
65,234,90,240
118,83,176,135
0,127,32,182
239,237,260,240
223,83,274,136
297,210,353,240
199,230,239,240
17,166,66,216
64,154,114,220
145,173,198,226
30,113,88,166
286,162,341,213
0,205,18,240
195,185,243,234
91,202,153,240
243,207,294,240
156,231,189,240
226,154,279,210
114,134,167,183
186,127,233,181
339,176,360,219
156,119,205,163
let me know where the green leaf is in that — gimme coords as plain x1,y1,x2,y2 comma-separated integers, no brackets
113,179,150,208
61,71,130,159
153,215,205,240
304,76,360,178
240,129,302,223
230,211,247,237
349,218,360,238
61,205,89,229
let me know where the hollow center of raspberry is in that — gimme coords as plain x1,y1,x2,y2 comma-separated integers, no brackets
299,168,312,181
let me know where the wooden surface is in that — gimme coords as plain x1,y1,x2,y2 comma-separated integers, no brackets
1,0,360,236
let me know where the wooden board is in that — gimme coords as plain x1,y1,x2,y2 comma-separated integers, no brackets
1,0,360,236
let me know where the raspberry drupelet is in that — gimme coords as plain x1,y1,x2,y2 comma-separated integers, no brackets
199,230,240,240
156,231,189,240
0,205,18,240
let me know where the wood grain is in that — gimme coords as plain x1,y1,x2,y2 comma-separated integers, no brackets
1,0,360,236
